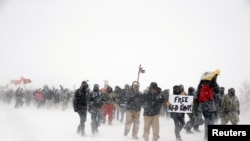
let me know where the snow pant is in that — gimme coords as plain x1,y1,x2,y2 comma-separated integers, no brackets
143,114,160,141
220,111,239,125
124,110,140,138
194,110,204,130
102,103,114,124
90,109,102,134
202,111,217,140
77,109,87,135
120,105,127,122
172,115,185,139
185,112,196,131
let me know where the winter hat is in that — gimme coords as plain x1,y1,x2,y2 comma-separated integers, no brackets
150,82,158,89
173,85,181,94
94,84,99,88
125,84,129,88
188,87,195,95
81,81,88,86
228,88,235,96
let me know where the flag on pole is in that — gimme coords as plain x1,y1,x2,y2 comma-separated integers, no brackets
137,64,145,82
21,77,32,84
10,79,23,86
140,68,145,73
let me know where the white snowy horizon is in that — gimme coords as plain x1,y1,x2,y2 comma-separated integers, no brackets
1,0,250,93
0,102,249,141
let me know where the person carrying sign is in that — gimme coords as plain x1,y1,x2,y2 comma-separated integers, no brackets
166,85,186,141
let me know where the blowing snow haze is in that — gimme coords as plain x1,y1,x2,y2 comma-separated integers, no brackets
0,0,250,92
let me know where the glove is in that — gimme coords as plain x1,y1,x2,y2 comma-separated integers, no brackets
223,110,229,115
88,107,95,113
159,97,165,103
166,101,171,106
237,110,240,115
89,101,94,105
194,111,198,116
120,104,126,107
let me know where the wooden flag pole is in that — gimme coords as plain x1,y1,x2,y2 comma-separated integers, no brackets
137,64,141,82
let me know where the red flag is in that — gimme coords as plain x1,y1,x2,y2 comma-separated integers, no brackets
11,79,23,86
21,77,32,84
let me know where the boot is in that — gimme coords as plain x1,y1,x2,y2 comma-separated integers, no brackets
186,129,193,134
81,130,86,136
143,135,149,141
124,130,129,136
76,126,81,134
176,137,182,141
91,127,96,136
153,136,159,141
132,135,139,140
194,126,201,132
175,132,182,141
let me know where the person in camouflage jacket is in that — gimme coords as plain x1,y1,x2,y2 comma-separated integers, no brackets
221,88,240,125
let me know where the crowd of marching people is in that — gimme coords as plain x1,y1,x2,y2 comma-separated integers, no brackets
0,69,241,141
0,84,73,110
72,69,240,141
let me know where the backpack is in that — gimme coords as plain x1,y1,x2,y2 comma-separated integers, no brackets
198,83,214,103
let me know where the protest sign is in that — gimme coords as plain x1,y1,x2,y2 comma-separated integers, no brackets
167,95,193,113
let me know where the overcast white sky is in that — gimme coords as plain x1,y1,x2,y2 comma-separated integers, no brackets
1,0,250,92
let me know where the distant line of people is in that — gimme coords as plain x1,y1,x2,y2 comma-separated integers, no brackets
0,85,72,110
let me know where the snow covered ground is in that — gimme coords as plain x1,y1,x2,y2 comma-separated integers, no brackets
0,102,248,141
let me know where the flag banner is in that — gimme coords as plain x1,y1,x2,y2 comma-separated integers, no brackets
208,125,250,140
10,79,23,86
21,77,32,84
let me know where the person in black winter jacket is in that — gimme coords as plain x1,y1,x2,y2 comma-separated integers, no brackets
73,81,89,136
142,82,164,141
